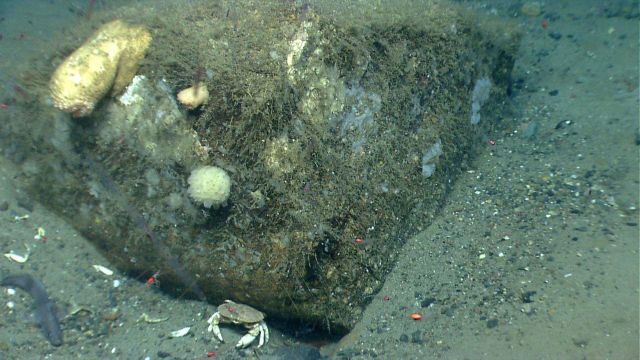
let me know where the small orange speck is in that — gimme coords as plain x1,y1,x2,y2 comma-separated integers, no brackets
410,313,422,320
355,238,365,245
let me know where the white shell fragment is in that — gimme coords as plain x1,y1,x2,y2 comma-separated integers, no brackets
4,244,31,263
169,327,190,338
92,264,114,276
13,214,29,221
138,313,169,323
67,304,93,317
4,252,29,263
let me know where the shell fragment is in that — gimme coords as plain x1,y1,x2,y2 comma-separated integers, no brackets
92,264,114,276
13,214,29,221
4,244,31,263
138,313,169,323
169,326,190,338
67,304,93,317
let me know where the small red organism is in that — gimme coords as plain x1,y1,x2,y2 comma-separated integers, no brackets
541,19,549,29
145,271,161,287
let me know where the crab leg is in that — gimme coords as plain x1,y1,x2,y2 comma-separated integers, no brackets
259,321,269,348
258,329,264,348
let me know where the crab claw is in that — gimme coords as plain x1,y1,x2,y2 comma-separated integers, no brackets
207,313,224,342
235,323,261,348
235,333,257,348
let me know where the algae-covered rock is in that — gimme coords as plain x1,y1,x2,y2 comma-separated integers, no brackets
98,75,208,166
13,0,520,332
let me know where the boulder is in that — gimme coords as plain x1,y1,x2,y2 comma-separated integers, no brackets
13,0,520,332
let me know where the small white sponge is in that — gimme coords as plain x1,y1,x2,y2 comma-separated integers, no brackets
187,166,231,208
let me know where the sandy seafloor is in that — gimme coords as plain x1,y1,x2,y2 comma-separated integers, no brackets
0,0,638,359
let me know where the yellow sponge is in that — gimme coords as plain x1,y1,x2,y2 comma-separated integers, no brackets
49,20,151,117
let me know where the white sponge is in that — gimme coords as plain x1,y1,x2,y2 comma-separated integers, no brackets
187,166,231,208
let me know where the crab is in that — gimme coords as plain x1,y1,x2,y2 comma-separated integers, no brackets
207,300,270,348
